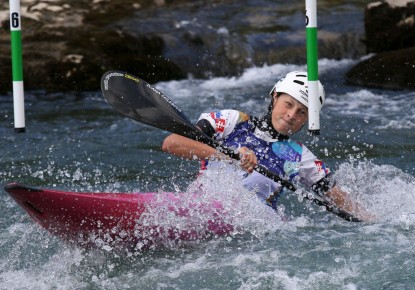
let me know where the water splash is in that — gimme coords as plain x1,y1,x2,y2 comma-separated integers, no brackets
135,162,283,250
333,160,415,223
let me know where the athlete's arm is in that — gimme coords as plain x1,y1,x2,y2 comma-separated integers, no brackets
162,133,216,160
325,186,375,222
312,177,375,222
162,133,257,173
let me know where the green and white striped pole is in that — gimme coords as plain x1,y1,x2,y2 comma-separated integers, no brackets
305,0,320,135
9,0,25,133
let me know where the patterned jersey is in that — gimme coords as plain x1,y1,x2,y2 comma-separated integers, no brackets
196,109,331,209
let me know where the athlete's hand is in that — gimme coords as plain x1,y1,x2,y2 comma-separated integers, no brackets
239,147,257,173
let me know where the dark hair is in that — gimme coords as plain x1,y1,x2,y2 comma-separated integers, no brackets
267,92,281,113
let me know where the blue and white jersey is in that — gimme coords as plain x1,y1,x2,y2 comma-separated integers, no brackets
197,109,330,209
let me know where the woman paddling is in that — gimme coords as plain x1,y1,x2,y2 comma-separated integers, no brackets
162,71,373,222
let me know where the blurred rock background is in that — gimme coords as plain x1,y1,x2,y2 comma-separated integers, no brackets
0,0,414,93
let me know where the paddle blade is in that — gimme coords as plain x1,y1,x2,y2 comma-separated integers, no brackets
101,71,191,131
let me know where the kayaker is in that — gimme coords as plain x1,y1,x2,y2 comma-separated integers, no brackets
162,71,373,221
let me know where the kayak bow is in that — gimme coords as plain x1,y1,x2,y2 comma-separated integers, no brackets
4,182,233,250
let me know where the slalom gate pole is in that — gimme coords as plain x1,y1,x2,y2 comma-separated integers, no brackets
305,0,320,135
9,0,26,133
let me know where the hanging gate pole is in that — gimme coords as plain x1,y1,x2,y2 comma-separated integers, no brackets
9,0,26,133
305,0,320,135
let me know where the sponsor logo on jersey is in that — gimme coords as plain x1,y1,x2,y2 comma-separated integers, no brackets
314,159,329,175
210,112,221,119
210,112,226,133
272,141,302,162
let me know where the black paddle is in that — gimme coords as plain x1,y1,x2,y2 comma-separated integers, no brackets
100,70,361,222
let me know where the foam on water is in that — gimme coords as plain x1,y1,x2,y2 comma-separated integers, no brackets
326,89,415,130
332,160,415,223
156,58,357,102
154,58,361,120
1,247,86,290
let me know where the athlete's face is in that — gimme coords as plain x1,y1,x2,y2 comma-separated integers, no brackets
271,93,308,135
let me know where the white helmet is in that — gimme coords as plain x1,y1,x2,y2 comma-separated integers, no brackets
269,71,325,108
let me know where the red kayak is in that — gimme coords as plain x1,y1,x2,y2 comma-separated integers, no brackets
4,183,234,250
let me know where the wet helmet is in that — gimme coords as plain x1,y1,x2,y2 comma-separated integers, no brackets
269,71,325,108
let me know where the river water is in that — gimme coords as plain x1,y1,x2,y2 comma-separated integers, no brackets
1,58,415,289
1,4,415,289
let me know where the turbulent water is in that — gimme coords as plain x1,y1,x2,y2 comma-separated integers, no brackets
1,58,415,289
1,48,415,290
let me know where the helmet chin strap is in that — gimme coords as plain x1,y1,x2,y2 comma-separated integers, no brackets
265,93,278,129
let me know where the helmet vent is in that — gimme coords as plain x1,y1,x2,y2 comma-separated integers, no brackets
293,80,305,85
